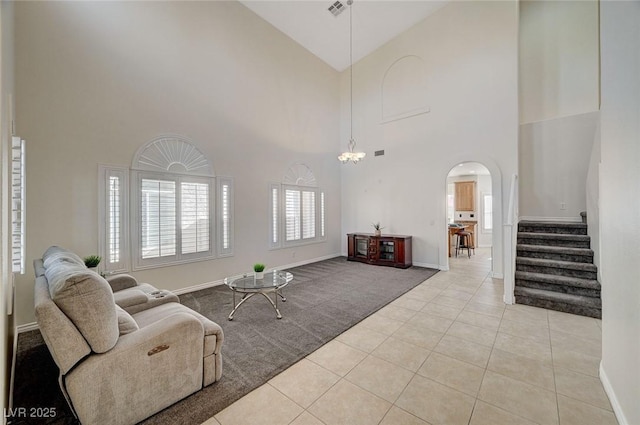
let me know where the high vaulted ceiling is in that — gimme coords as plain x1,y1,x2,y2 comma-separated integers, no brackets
239,0,448,71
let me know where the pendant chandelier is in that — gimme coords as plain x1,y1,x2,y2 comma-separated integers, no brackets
338,0,366,164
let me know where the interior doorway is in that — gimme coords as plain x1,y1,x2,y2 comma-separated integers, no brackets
446,162,493,271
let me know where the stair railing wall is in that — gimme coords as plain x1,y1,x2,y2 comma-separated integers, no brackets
503,173,518,304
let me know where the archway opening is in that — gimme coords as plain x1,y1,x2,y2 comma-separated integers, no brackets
446,162,493,272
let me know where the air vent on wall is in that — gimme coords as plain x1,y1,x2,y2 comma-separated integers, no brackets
328,1,346,17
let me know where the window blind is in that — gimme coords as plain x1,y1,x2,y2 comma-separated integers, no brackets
302,190,315,239
141,178,176,259
99,165,129,272
11,137,25,274
217,177,234,256
272,186,279,245
108,175,121,263
320,192,325,238
181,181,209,254
285,189,301,241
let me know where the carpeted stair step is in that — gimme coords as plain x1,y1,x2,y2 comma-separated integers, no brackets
516,257,597,280
517,232,591,248
515,286,601,319
515,271,601,298
518,221,587,235
516,244,594,263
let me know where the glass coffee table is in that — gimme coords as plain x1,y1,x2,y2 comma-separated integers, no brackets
223,271,293,320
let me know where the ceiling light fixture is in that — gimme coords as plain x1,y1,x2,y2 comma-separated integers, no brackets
338,0,365,165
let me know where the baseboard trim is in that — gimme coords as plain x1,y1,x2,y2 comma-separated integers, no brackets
519,216,583,223
172,280,224,296
16,322,39,334
492,272,504,279
173,253,344,296
600,362,630,425
412,261,443,270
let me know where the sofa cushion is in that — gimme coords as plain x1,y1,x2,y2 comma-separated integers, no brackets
45,262,119,353
115,305,139,335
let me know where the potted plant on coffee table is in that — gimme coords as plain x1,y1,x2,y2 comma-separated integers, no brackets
254,263,266,280
84,255,102,271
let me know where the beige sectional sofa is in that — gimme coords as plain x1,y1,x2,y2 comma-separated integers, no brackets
33,246,224,425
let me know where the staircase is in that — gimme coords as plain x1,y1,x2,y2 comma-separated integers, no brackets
515,221,601,318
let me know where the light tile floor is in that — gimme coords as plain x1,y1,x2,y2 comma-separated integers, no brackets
203,248,618,425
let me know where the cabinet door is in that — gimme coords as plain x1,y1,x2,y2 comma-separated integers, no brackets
378,240,396,262
355,237,369,258
455,181,476,211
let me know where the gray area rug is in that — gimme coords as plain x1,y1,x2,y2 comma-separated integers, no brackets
12,257,438,425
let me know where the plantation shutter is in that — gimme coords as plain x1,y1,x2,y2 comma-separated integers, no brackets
141,178,176,259
11,137,25,274
108,175,121,263
320,191,325,238
218,177,234,256
181,181,210,254
269,183,280,249
99,165,129,273
285,189,301,241
301,190,315,239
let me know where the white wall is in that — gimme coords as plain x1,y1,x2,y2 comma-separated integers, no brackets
340,1,518,275
599,2,640,424
14,1,342,326
519,0,599,124
586,118,600,278
518,0,600,222
519,111,599,220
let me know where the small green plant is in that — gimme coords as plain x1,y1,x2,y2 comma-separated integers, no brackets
84,255,102,268
253,263,266,273
372,222,384,231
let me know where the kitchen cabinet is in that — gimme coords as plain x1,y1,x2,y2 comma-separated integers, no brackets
455,181,476,211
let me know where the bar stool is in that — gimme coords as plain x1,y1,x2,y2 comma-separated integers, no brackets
455,231,474,258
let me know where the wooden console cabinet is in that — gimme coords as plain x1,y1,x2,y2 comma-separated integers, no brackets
347,233,412,269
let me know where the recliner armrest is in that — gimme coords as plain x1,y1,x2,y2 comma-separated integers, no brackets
106,274,139,292
113,289,148,309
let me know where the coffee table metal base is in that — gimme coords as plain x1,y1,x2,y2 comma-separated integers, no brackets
228,288,287,320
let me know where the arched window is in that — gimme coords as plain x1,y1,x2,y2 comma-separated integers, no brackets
99,135,233,272
269,163,325,249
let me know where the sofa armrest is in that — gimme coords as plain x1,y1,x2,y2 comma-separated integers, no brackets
64,312,205,425
106,274,138,292
113,289,148,309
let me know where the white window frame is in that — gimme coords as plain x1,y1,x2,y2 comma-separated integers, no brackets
270,183,326,249
131,171,215,270
98,165,130,274
99,136,235,272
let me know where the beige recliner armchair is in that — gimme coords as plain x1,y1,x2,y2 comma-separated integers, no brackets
33,246,223,425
